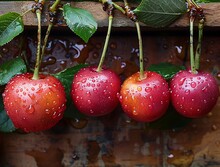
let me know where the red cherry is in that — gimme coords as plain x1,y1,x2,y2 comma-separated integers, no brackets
119,71,170,122
2,73,66,132
71,67,121,116
170,70,219,118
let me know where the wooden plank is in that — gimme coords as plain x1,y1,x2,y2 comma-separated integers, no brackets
0,1,219,28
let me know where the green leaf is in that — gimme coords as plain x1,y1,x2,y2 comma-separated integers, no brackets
134,0,187,27
0,57,27,86
63,4,97,43
0,96,16,133
53,64,88,119
148,62,185,80
0,12,24,46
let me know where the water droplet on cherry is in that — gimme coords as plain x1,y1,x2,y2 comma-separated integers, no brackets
190,82,197,88
145,87,152,93
26,105,35,114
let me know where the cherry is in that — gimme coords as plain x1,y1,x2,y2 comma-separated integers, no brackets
170,70,219,118
119,71,170,122
2,73,66,132
71,66,121,116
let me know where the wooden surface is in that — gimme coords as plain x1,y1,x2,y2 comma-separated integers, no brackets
0,27,220,166
0,1,220,28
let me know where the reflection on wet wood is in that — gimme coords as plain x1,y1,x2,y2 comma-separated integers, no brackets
0,2,220,28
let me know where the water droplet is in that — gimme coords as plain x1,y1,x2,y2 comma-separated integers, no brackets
26,105,35,114
137,86,142,91
52,112,57,119
90,109,94,114
190,82,197,88
212,125,217,130
133,110,138,115
202,86,208,92
87,100,91,104
36,88,43,94
178,78,186,86
145,87,152,93
185,90,190,95
204,100,207,104
28,93,36,100
45,109,50,114
148,104,152,110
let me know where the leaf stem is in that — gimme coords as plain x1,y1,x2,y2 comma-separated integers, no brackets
21,9,33,17
195,18,204,70
96,15,113,72
135,21,145,80
32,9,42,80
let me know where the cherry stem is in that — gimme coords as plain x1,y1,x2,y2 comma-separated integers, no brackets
50,0,61,13
123,0,144,79
195,18,204,70
112,2,125,14
187,0,204,73
32,9,42,80
189,17,196,74
100,0,126,14
135,21,145,80
97,15,113,72
40,0,61,63
40,23,53,63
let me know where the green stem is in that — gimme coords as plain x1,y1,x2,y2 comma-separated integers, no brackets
32,9,42,80
50,0,61,13
40,23,53,63
100,0,126,14
190,17,196,74
135,21,145,80
96,15,113,72
112,2,126,14
195,19,204,70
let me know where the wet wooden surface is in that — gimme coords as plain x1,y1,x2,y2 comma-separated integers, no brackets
0,1,220,28
0,28,220,166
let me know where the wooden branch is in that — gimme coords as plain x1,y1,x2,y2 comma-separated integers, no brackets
0,1,219,28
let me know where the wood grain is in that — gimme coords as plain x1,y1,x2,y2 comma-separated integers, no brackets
0,1,219,28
